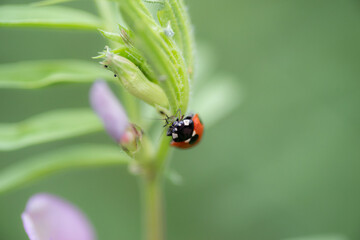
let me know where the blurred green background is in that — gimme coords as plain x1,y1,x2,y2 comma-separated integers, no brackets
1,0,360,240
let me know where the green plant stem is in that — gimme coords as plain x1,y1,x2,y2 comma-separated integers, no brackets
95,2,174,240
142,173,164,240
155,132,172,171
142,133,171,240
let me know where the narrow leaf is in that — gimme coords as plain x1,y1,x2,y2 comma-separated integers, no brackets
99,29,124,44
0,5,101,30
31,0,75,7
192,74,241,128
0,60,113,89
0,109,103,151
0,144,131,194
157,0,195,77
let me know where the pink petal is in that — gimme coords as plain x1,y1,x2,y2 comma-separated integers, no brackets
22,193,96,240
90,80,129,142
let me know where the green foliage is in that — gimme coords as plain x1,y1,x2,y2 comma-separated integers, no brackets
99,29,125,44
157,0,195,77
0,144,131,194
0,5,101,30
0,0,359,239
0,1,240,239
31,0,74,7
118,0,190,113
0,60,112,89
0,0,238,193
99,30,158,83
0,109,102,151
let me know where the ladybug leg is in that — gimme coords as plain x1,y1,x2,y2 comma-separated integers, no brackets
159,110,166,116
163,117,170,127
180,109,184,120
174,108,183,120
174,109,179,117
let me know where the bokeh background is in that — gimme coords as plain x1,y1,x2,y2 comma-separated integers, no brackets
1,0,360,239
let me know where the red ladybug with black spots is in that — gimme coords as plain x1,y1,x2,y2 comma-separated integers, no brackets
165,113,204,149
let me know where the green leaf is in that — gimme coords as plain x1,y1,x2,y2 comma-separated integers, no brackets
157,0,195,77
0,60,113,89
0,144,131,194
0,5,101,30
31,0,75,7
99,29,125,43
0,109,103,151
192,74,241,128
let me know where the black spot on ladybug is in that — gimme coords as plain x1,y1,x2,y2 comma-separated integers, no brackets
189,134,199,144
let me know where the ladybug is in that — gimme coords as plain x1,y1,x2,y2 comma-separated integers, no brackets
166,113,204,149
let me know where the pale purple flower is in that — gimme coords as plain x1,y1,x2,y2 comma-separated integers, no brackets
21,193,95,240
90,80,129,142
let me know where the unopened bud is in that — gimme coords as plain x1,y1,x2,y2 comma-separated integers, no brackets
119,124,143,154
101,48,169,108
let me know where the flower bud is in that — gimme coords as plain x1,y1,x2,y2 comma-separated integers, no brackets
101,48,169,108
90,80,143,154
90,80,129,142
119,124,143,154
